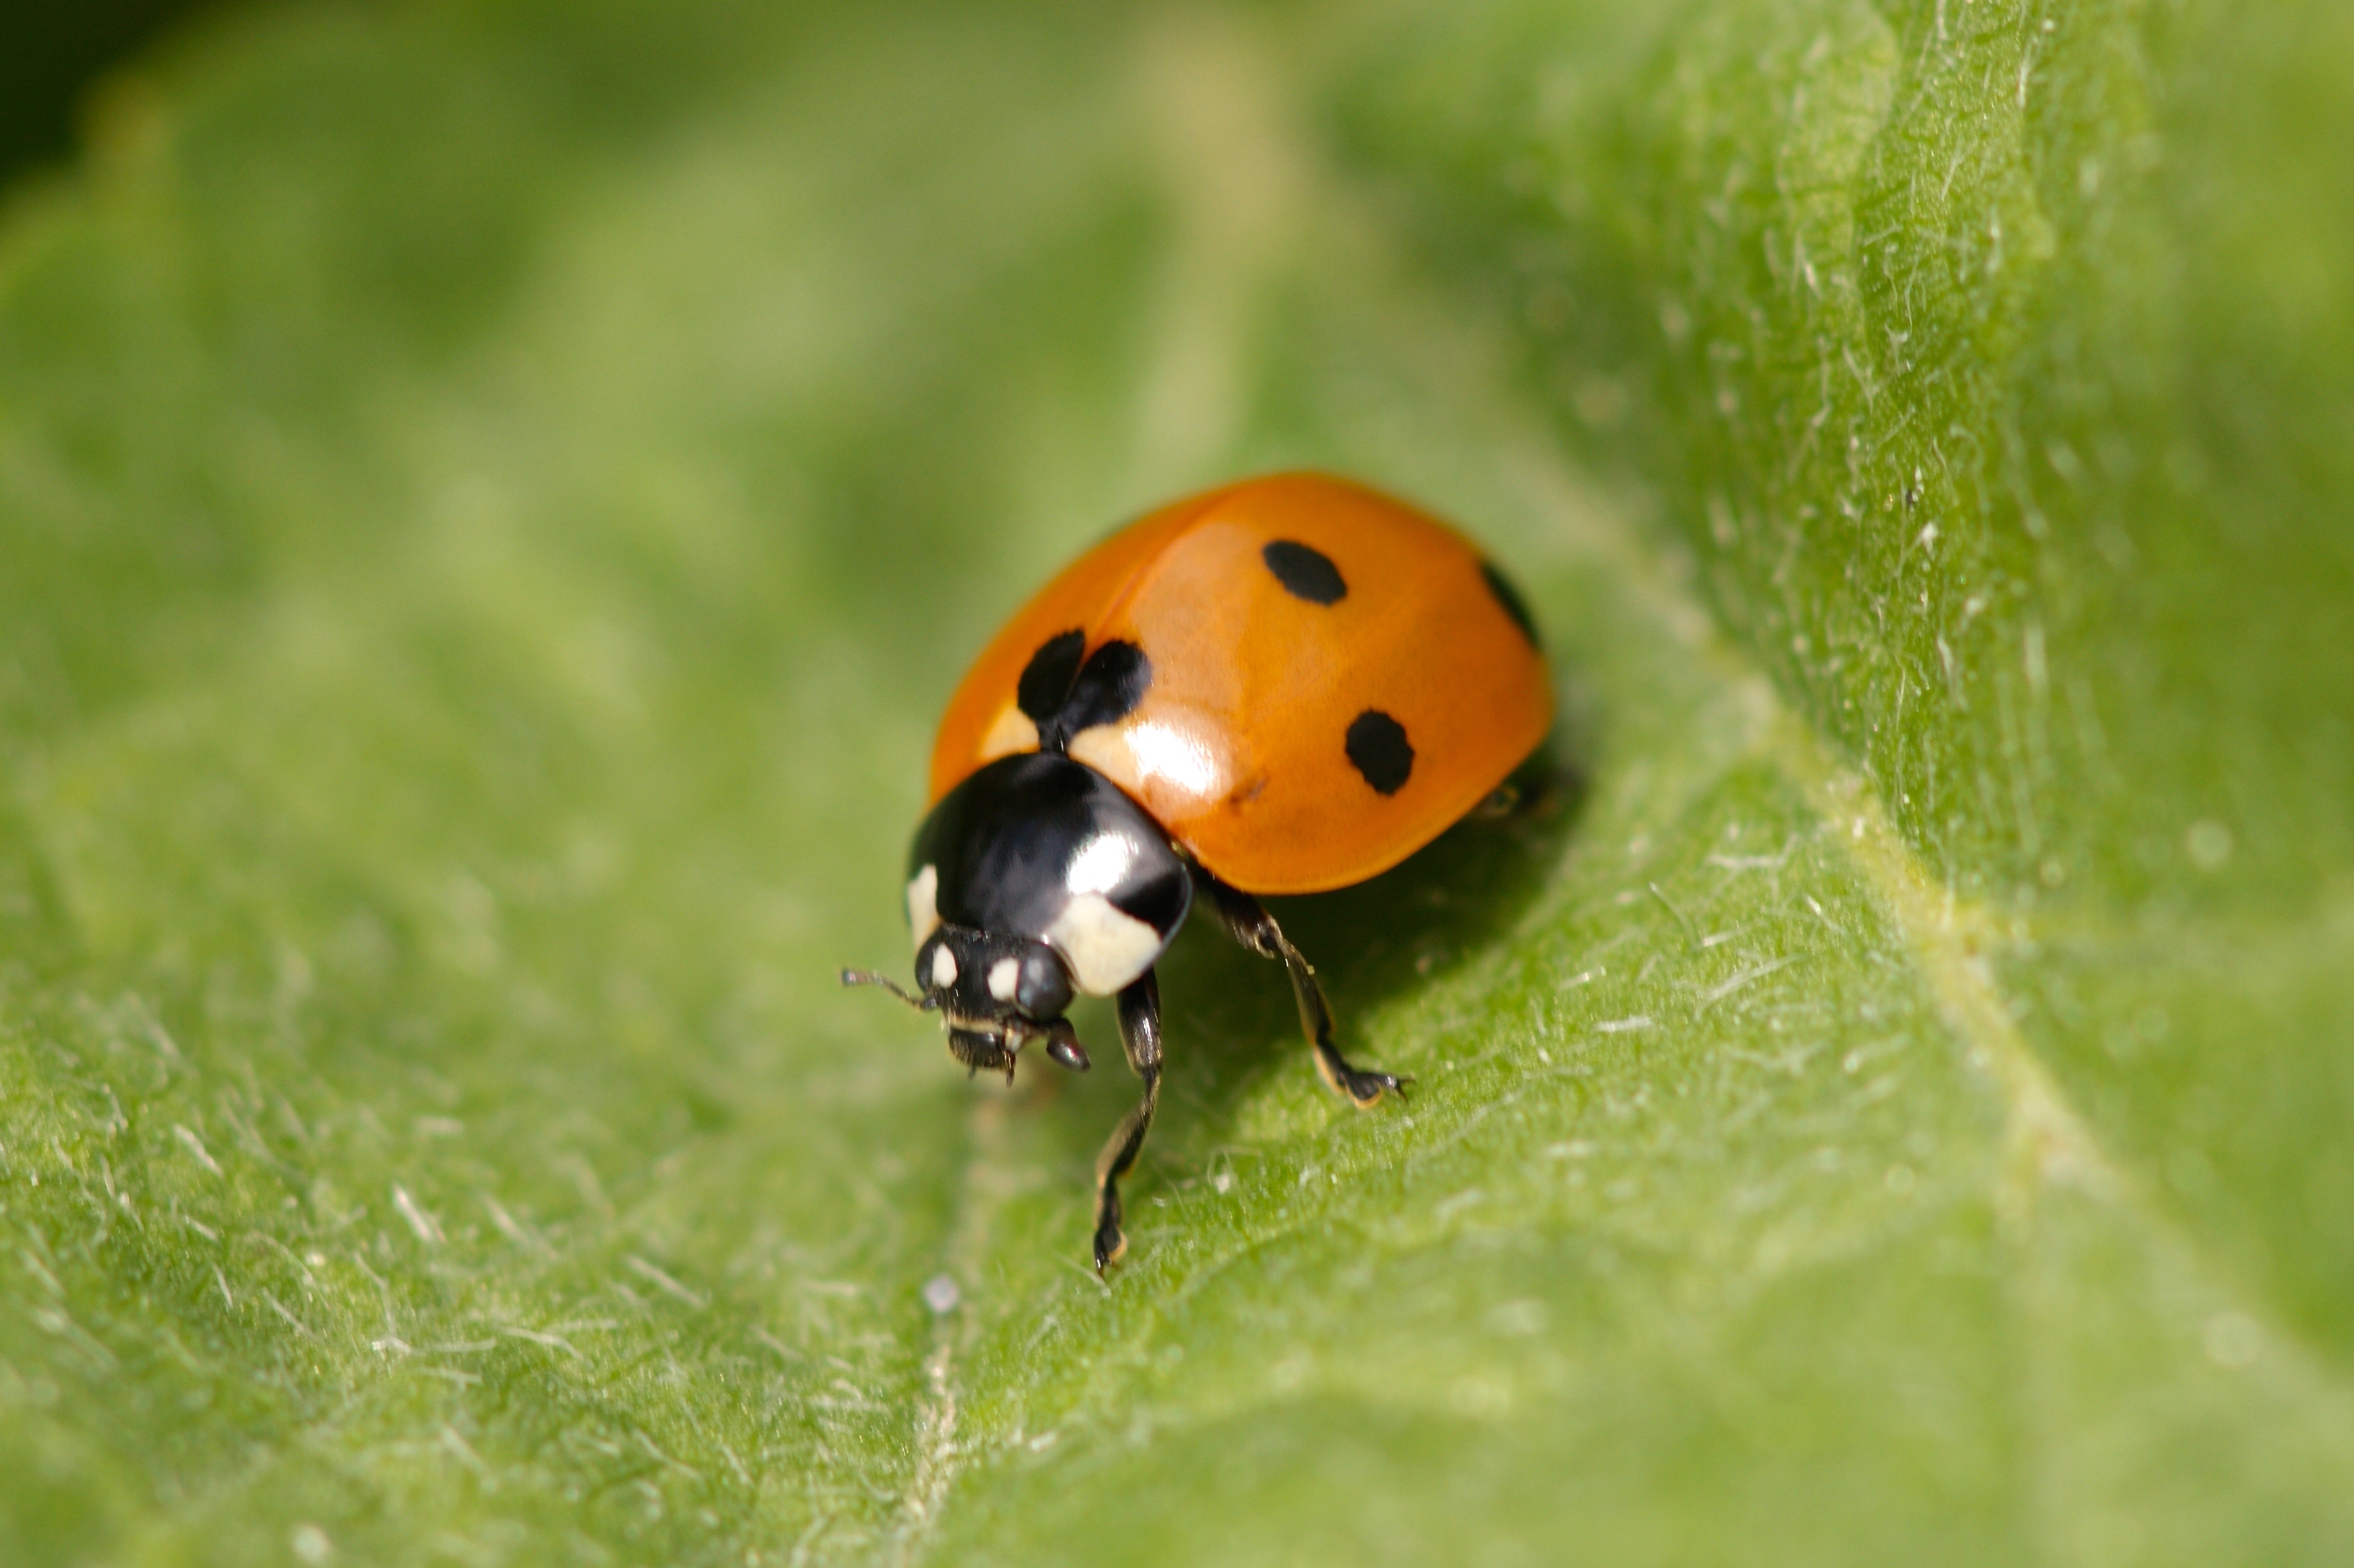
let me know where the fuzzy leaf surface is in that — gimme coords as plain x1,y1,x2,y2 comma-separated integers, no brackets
2,2,2348,1563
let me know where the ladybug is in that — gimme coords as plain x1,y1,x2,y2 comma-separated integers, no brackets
844,473,1552,1273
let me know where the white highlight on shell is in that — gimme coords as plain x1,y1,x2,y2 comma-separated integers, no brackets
1047,893,1164,995
1070,715,1225,805
930,944,959,989
907,864,941,948
987,957,1021,1002
1122,718,1221,795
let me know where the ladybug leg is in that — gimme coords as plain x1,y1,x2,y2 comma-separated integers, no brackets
1475,748,1575,823
1032,1016,1092,1073
1092,969,1163,1275
1469,781,1525,820
1198,877,1410,1110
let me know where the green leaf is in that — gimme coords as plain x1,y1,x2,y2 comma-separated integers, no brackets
4,2,2349,1563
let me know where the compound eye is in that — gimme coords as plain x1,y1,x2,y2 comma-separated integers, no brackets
1015,948,1073,1019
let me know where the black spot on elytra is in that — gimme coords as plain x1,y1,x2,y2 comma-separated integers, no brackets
1345,710,1414,795
1040,640,1151,751
1262,539,1347,606
1481,560,1540,647
1017,630,1086,722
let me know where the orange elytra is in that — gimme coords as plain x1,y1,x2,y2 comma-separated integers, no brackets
929,472,1552,892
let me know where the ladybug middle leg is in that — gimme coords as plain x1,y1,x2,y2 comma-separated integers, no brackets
1092,970,1163,1275
1197,874,1410,1109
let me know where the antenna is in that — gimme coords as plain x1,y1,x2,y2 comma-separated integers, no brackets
839,969,933,1010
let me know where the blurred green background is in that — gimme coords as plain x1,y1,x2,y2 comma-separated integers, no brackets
0,0,219,182
3,1,2350,1563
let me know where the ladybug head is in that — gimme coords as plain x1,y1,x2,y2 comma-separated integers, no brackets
840,925,1088,1083
846,752,1192,1085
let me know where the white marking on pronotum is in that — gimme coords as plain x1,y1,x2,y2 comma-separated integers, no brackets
1047,893,1163,995
907,864,941,948
929,945,959,989
987,958,1020,1002
1063,832,1137,896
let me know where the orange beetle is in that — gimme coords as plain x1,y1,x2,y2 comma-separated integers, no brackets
846,473,1552,1271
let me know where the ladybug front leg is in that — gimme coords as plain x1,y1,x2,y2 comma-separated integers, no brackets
1091,970,1163,1275
1196,875,1410,1109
